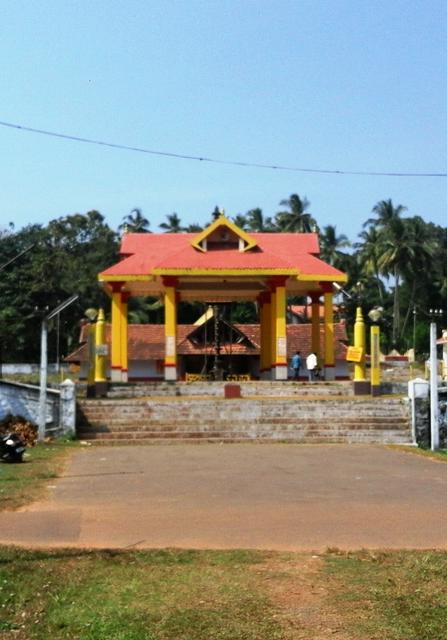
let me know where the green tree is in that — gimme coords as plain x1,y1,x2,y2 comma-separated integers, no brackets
275,194,318,232
159,213,184,233
185,223,203,232
118,208,151,233
245,208,274,232
232,214,248,230
0,212,119,363
355,227,386,304
319,225,350,269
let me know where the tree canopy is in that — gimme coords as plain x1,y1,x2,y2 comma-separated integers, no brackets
1,195,446,363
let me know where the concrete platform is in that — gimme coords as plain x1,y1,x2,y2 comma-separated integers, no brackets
1,444,446,551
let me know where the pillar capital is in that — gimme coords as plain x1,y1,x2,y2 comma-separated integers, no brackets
268,276,288,291
121,292,131,304
162,276,178,288
109,281,126,293
319,282,333,294
309,291,321,304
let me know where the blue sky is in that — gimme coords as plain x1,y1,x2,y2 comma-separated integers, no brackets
1,0,446,240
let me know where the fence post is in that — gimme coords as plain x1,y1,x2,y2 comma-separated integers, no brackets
60,379,76,435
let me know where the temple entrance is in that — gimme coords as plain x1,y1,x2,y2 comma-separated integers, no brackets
97,214,347,382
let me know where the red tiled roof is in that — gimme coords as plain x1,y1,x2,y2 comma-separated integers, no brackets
289,304,340,319
100,231,345,278
66,322,348,362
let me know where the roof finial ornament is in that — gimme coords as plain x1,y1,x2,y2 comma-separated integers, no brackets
220,209,225,217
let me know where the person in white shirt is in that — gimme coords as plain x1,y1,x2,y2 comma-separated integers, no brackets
306,352,318,381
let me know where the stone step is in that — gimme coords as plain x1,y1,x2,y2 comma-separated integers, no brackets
80,416,410,431
79,409,409,425
77,432,412,446
106,381,355,399
76,392,411,445
79,425,408,440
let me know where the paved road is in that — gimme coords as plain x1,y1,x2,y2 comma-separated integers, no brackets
1,444,447,550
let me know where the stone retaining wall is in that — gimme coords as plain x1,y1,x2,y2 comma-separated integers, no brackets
0,380,76,437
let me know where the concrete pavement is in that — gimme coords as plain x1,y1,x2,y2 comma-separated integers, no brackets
1,444,447,550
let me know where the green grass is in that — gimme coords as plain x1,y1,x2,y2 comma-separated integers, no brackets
0,548,285,640
1,547,447,639
325,549,447,640
0,440,78,510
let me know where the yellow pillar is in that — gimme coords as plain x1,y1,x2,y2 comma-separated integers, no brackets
270,287,277,379
164,279,178,381
120,293,129,382
310,293,320,364
353,306,370,394
275,284,287,380
87,322,96,386
324,290,335,380
94,308,107,383
110,283,123,382
370,325,381,396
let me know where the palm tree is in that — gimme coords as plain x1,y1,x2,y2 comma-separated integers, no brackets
365,199,408,346
232,214,248,230
364,198,407,230
319,225,350,268
118,208,151,233
399,217,437,339
185,223,203,232
356,227,385,303
275,194,318,233
245,208,274,232
159,213,184,233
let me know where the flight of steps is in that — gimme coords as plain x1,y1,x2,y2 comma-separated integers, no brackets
77,382,412,445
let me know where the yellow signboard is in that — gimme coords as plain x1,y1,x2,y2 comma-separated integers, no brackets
346,346,364,363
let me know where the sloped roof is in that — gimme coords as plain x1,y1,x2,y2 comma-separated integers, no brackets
100,229,345,280
66,322,348,362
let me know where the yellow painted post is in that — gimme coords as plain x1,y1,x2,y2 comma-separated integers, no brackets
275,284,288,380
353,306,369,394
370,324,381,396
310,293,320,364
270,288,277,379
111,286,122,382
164,281,177,381
94,308,107,382
324,290,335,380
87,322,96,386
120,293,129,382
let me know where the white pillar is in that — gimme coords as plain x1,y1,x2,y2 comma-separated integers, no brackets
430,322,439,451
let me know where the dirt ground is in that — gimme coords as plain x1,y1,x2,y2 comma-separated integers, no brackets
1,443,447,550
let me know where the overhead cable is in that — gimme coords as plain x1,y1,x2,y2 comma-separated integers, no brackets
0,119,446,178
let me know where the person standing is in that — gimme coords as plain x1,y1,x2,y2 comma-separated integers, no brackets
306,352,318,381
291,351,302,380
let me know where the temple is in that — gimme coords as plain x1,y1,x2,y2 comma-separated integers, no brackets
98,214,347,381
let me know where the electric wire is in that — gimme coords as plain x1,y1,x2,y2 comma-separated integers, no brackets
0,119,446,177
